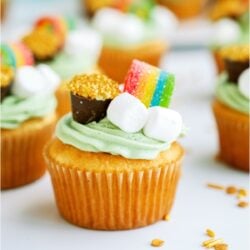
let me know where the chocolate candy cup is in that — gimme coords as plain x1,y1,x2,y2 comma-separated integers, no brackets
224,59,249,83
71,93,111,124
1,83,12,102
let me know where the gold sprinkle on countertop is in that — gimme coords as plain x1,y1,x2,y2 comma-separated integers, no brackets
68,73,120,100
22,28,61,60
220,44,250,62
151,239,164,247
0,65,14,87
206,228,216,238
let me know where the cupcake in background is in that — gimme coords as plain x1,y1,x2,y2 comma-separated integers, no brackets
0,0,8,22
44,60,184,230
92,3,178,82
22,16,102,117
212,44,249,172
1,64,60,189
209,1,249,73
157,0,206,19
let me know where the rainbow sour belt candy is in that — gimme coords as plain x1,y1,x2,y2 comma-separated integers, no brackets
124,60,175,107
0,43,34,68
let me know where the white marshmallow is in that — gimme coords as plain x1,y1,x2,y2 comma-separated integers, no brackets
107,93,148,133
143,107,182,142
150,6,178,40
238,68,250,99
211,19,241,46
37,64,60,91
64,29,102,60
92,8,124,36
12,66,47,98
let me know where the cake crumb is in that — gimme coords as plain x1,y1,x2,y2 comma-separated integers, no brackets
151,239,164,247
202,238,225,248
237,201,248,208
207,183,224,190
206,228,216,238
226,186,237,195
238,188,248,197
214,243,228,250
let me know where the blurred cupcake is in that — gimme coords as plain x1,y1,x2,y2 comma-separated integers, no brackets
157,0,205,19
1,64,59,189
0,0,8,22
22,16,102,117
212,44,250,172
92,5,178,82
44,60,184,230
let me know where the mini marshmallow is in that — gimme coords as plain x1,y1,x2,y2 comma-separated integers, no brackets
151,6,178,40
12,66,47,98
211,19,241,46
143,107,182,142
238,68,250,99
37,64,60,91
107,93,148,133
64,29,102,60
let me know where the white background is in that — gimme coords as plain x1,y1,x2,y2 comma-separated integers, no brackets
1,1,249,250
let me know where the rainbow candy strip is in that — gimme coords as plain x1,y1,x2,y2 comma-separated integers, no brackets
124,60,175,107
0,42,34,68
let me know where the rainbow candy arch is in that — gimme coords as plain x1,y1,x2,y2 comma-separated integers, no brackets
0,42,34,68
124,60,175,108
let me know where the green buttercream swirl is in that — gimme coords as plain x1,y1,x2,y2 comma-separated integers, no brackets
56,114,171,160
216,73,250,114
0,94,57,129
47,52,96,80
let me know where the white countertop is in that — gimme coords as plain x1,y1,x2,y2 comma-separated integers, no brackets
1,1,249,250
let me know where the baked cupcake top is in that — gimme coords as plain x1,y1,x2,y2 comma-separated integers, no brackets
0,64,60,129
216,45,250,114
56,60,184,160
92,5,178,48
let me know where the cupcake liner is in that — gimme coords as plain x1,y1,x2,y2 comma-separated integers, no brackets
45,150,182,230
98,41,167,83
55,82,71,117
1,113,57,189
212,50,225,73
213,100,249,172
157,0,204,19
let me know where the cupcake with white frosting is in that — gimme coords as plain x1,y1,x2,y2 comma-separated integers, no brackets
0,64,59,189
92,4,178,82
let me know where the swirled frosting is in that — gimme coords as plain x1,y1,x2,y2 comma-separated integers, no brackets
56,114,172,160
216,73,250,114
0,94,56,129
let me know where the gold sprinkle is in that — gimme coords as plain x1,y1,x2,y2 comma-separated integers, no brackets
207,183,225,190
22,28,61,60
202,238,225,248
206,228,216,238
226,186,237,195
220,44,250,62
238,188,248,197
67,73,120,100
151,239,164,247
214,243,228,250
0,66,14,87
163,214,170,221
237,201,248,208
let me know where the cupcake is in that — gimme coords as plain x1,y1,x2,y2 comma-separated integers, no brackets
157,0,205,19
209,2,249,72
92,4,178,82
212,44,250,172
0,64,59,189
22,16,102,117
44,60,184,230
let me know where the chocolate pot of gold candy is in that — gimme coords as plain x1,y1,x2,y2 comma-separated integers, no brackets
220,44,250,83
0,66,13,101
67,73,120,124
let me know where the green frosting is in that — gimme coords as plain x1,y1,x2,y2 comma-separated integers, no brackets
56,114,171,160
47,52,95,80
0,94,57,129
216,73,250,114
